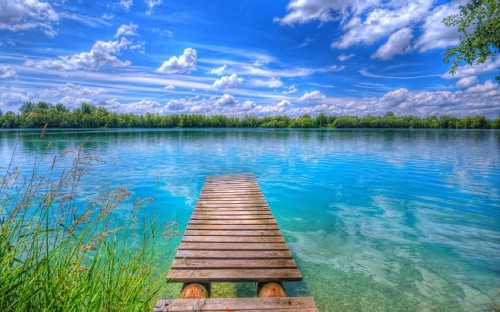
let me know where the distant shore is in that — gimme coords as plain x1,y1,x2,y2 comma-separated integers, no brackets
1,102,498,129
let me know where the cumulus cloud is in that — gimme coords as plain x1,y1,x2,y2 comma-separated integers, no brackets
0,0,59,37
0,66,17,78
276,0,435,53
338,53,355,61
300,90,326,101
333,0,432,49
466,80,498,93
443,56,500,79
283,84,298,94
251,77,283,88
146,0,163,14
372,28,413,60
213,73,244,90
157,48,197,74
24,37,133,71
274,0,361,25
216,94,236,106
119,0,133,11
0,83,106,111
277,100,292,107
210,64,227,75
456,76,479,88
240,100,256,110
414,1,462,52
165,99,185,111
114,23,139,37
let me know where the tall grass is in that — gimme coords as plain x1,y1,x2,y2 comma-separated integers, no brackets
0,139,169,311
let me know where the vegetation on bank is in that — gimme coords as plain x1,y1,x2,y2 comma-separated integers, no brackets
0,102,499,129
0,140,170,311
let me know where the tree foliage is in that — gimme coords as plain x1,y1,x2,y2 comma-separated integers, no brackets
443,0,500,81
0,102,496,129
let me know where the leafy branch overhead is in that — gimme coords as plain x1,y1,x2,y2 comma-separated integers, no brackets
443,0,500,81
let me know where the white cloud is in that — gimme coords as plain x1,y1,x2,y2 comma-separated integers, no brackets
274,0,372,26
157,48,197,74
146,0,163,14
24,37,133,71
0,66,17,78
276,0,435,52
333,0,432,49
300,90,326,101
443,56,500,79
210,64,227,75
166,99,185,111
240,100,256,110
164,85,175,90
0,0,59,37
216,94,236,106
0,84,106,111
372,28,413,60
456,76,479,88
283,84,298,94
119,0,133,11
102,13,114,20
250,77,283,88
115,23,139,37
152,28,173,37
338,53,355,61
414,1,462,52
466,80,498,93
213,73,244,90
277,100,292,107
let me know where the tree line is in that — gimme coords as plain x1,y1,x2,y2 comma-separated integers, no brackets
0,102,498,129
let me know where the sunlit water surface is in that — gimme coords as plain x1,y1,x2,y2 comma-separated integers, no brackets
1,129,499,311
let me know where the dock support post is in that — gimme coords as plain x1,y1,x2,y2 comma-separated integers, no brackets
180,283,211,299
256,282,287,298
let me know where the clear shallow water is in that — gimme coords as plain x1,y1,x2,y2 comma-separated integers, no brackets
1,129,499,311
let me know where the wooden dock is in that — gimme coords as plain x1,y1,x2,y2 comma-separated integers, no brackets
155,173,318,311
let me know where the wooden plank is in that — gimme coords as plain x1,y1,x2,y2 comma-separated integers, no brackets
190,215,274,220
171,259,297,269
182,236,285,243
196,200,267,204
154,297,319,312
183,230,282,236
191,212,272,216
186,224,279,230
200,189,262,194
188,219,277,225
196,203,270,208
174,250,292,259
167,268,302,282
178,242,289,250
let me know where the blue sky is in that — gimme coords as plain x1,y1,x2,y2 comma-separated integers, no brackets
0,0,499,118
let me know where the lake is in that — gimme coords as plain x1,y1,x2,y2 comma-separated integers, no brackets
1,129,499,311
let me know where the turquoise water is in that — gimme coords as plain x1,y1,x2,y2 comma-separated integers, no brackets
1,129,499,311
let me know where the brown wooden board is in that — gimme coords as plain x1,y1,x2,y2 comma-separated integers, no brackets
181,236,285,243
174,250,293,259
183,230,282,236
171,259,298,269
168,173,302,283
154,297,319,312
168,268,302,282
178,242,289,250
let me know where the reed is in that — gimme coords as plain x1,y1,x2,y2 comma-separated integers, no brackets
0,139,169,311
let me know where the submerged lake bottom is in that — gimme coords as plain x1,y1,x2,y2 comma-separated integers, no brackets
1,129,499,311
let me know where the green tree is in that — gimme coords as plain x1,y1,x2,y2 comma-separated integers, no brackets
443,0,500,81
